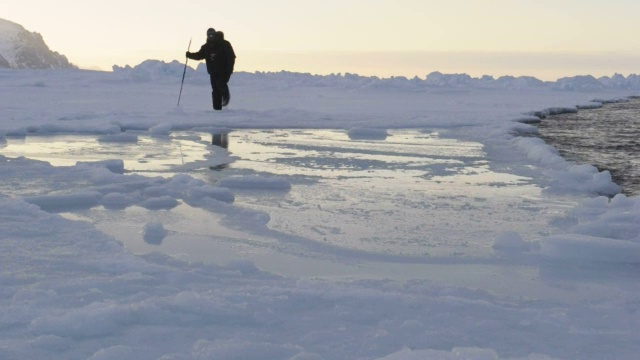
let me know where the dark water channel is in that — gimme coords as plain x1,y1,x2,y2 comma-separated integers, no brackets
537,98,640,197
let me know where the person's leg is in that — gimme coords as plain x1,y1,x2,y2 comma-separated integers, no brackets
210,74,222,110
215,76,229,108
221,73,232,107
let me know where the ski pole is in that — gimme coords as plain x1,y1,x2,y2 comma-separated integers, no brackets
177,38,192,107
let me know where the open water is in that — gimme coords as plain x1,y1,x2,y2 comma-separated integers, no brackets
537,98,640,197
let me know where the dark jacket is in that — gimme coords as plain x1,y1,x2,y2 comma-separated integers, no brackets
188,37,235,75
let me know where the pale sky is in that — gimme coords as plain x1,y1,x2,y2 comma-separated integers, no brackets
4,0,640,80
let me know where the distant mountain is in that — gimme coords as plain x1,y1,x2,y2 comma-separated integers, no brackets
0,18,75,69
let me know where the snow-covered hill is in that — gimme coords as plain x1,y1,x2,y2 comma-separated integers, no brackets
0,18,74,69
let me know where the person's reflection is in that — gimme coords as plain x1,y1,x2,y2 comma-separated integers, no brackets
210,133,230,171
212,133,229,149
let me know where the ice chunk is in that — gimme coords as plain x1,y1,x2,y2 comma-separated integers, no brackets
218,175,291,191
149,122,173,135
24,191,102,212
97,133,139,143
143,222,167,245
88,345,139,360
101,192,141,210
493,231,530,253
76,159,125,174
187,185,234,204
347,127,389,140
541,234,640,263
139,196,179,210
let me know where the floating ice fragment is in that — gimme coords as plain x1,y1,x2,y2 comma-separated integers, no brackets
218,175,291,191
88,345,139,360
139,196,179,210
149,122,172,135
30,335,71,351
541,234,640,263
76,159,125,174
377,346,504,360
493,231,530,253
187,185,235,204
24,191,102,212
289,352,325,360
101,192,141,210
224,260,260,275
347,127,388,140
97,133,138,143
6,127,27,138
143,222,167,245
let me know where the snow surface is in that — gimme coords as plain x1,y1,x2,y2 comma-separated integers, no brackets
1,62,640,359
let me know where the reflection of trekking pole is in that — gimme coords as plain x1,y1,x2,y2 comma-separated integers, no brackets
177,38,192,107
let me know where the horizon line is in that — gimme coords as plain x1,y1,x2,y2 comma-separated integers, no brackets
70,50,640,82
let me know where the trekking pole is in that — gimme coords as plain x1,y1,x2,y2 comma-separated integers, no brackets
177,38,192,107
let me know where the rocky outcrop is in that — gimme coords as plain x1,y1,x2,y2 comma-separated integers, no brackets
0,18,75,69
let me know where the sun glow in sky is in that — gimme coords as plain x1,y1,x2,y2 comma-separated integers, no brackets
4,0,640,80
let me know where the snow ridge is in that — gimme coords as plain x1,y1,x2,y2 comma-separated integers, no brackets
114,59,640,92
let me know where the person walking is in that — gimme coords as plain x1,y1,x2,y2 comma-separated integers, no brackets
186,28,236,110
215,31,235,107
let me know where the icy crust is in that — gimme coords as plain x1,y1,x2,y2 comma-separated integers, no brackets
1,65,640,358
0,66,637,256
1,195,637,359
510,136,622,196
541,194,640,262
